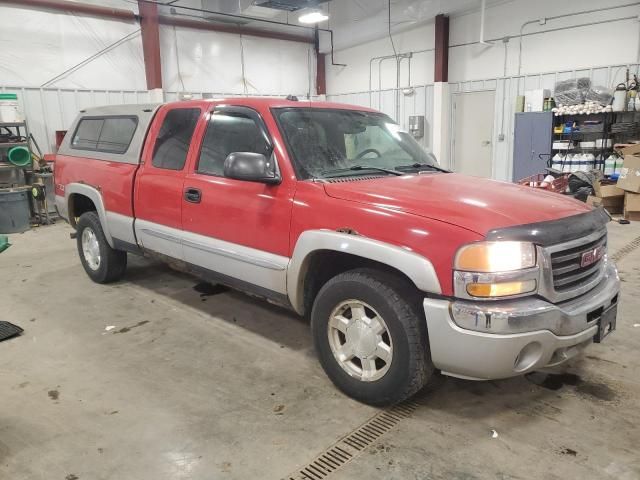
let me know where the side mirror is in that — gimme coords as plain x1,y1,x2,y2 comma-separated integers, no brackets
223,152,281,184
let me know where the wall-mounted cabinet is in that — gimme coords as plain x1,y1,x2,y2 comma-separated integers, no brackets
512,112,553,181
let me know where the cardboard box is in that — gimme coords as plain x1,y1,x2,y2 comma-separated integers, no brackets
617,144,640,193
587,195,623,214
624,191,640,220
593,181,625,198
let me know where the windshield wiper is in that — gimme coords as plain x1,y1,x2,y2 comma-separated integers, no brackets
394,163,450,173
321,165,403,177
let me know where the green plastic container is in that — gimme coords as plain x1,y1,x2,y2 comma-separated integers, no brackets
0,235,10,253
7,146,30,167
0,93,17,100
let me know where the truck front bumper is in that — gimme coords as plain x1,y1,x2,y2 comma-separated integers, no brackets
424,263,620,380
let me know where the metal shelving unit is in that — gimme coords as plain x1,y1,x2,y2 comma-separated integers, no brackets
552,112,614,164
0,121,32,180
1,120,56,225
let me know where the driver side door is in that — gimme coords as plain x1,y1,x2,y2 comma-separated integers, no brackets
181,105,295,297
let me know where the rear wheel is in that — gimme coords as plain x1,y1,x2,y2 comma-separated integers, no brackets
311,269,433,406
76,211,127,283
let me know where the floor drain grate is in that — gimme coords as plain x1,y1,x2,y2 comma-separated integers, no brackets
611,235,640,263
285,401,419,480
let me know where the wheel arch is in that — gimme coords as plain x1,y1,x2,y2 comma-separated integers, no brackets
66,183,114,248
287,230,442,315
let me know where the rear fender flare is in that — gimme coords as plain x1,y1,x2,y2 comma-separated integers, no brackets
286,230,442,315
66,183,114,248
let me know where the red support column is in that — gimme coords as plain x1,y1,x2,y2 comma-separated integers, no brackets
316,53,327,95
314,29,326,95
434,14,449,83
138,0,162,91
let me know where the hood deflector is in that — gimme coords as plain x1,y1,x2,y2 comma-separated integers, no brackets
485,208,610,247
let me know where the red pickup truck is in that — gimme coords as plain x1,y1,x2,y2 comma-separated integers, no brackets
54,98,619,406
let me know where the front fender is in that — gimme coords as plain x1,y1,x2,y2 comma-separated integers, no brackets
286,230,442,315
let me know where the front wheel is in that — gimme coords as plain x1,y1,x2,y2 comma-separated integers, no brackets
76,211,127,283
311,269,434,406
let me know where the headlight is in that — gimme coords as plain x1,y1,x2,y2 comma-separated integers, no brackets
454,241,536,272
453,241,539,299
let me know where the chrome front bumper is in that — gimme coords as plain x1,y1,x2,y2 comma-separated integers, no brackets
424,262,620,381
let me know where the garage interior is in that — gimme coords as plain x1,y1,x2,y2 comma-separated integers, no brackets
1,1,640,479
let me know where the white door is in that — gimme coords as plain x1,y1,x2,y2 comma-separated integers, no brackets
452,91,495,178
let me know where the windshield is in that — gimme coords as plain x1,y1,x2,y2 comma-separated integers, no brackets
273,107,440,180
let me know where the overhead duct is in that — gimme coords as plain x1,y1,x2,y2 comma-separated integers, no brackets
198,0,329,22
254,0,330,12
195,1,250,22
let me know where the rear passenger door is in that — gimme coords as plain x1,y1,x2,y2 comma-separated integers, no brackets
181,105,294,296
134,105,202,259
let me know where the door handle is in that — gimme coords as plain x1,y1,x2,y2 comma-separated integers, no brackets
184,187,201,204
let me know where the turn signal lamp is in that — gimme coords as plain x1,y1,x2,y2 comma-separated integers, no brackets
466,280,537,298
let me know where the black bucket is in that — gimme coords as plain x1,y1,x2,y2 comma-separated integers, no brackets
0,187,30,234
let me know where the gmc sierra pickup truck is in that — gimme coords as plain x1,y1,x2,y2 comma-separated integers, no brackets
54,98,620,406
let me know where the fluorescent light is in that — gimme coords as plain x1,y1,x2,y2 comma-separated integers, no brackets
299,10,328,24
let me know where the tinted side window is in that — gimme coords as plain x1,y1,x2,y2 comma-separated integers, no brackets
197,111,270,176
72,118,103,150
152,108,201,170
98,117,138,153
71,117,138,154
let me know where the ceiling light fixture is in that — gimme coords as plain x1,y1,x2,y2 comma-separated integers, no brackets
298,10,329,24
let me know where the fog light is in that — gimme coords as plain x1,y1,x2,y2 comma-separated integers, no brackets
466,280,536,298
514,342,543,372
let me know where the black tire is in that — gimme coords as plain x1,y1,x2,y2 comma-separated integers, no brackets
311,268,434,407
76,211,127,284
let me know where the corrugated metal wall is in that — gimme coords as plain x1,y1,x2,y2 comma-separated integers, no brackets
5,62,638,171
0,86,153,154
0,87,314,154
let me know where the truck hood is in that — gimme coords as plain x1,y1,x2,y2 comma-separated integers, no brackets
323,173,591,236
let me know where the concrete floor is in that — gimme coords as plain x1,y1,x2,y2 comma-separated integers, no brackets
1,221,639,480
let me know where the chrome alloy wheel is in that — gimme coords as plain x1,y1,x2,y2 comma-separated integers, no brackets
327,300,393,382
81,227,101,271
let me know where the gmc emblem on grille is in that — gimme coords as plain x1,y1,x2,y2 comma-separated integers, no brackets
581,245,605,268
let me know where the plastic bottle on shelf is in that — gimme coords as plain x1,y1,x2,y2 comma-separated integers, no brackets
578,153,588,172
563,154,573,173
595,154,605,171
583,153,595,171
572,154,580,173
604,154,616,176
614,155,624,175
551,153,564,171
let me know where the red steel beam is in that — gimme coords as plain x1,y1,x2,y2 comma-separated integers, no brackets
434,14,449,83
159,15,314,44
0,0,136,21
314,28,326,95
138,1,162,90
316,53,327,95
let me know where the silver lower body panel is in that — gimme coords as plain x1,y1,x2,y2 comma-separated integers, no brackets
424,263,620,380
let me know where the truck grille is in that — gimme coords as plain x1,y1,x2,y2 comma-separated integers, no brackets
550,232,607,293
